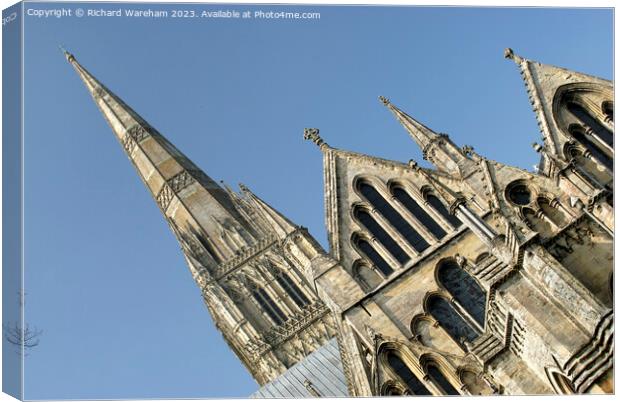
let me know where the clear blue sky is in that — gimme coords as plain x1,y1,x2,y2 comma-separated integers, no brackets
19,2,612,399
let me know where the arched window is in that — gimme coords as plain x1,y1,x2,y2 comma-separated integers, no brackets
253,288,286,326
359,182,430,253
567,102,613,148
568,124,612,170
385,352,431,395
276,273,309,308
354,208,409,264
427,363,459,395
357,238,394,276
537,197,568,228
437,260,486,326
427,295,479,344
353,263,383,291
393,187,447,240
426,194,462,228
602,101,613,123
523,207,553,237
567,146,612,188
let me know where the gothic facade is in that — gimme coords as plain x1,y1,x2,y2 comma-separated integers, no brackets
65,47,613,396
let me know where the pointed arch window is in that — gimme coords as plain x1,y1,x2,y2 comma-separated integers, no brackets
353,262,383,291
566,146,612,188
276,272,310,308
426,194,462,228
567,101,613,148
354,208,409,264
358,182,430,253
427,295,479,345
392,187,447,240
437,260,486,326
427,363,459,395
568,124,612,170
537,197,568,228
385,352,431,395
253,288,286,326
357,238,394,276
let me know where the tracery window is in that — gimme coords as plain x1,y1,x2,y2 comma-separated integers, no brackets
354,207,409,264
437,259,486,326
427,295,479,345
392,187,447,240
568,124,612,170
357,238,394,276
566,146,612,188
385,352,431,395
426,194,462,228
567,102,613,148
358,181,430,253
253,288,286,326
426,363,459,395
276,272,310,308
537,197,568,228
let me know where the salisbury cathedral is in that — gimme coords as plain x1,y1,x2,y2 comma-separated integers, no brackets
63,47,613,396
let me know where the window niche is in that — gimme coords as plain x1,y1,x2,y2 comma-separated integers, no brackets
437,259,486,326
357,180,430,253
383,351,431,396
392,186,447,240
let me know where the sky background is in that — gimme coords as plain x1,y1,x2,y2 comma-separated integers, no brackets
15,2,613,400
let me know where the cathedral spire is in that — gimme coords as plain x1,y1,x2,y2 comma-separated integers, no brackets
64,51,261,264
379,96,439,152
379,96,475,177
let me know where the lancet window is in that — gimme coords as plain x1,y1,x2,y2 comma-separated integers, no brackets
426,363,459,395
566,145,613,189
356,238,394,276
426,193,462,228
252,288,287,326
437,259,486,326
354,207,409,264
567,101,613,148
427,294,479,345
276,272,310,308
358,181,430,253
392,187,447,240
568,124,612,170
384,351,431,396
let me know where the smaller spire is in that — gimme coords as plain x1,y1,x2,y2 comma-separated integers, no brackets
379,96,440,154
59,45,75,63
303,128,329,150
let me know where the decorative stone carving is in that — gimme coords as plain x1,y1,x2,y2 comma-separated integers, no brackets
156,183,174,211
167,169,195,192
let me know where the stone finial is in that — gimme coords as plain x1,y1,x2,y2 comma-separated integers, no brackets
461,144,474,155
378,96,390,106
59,45,75,63
303,128,327,148
532,142,543,153
503,48,515,60
408,159,419,171
238,183,250,193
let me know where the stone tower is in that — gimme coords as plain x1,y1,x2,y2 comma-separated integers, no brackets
64,50,342,389
304,49,613,395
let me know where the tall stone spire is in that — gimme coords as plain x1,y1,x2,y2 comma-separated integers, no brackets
379,96,475,177
64,49,261,266
65,51,339,386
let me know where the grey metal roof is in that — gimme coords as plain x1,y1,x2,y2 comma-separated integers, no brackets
250,338,349,398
